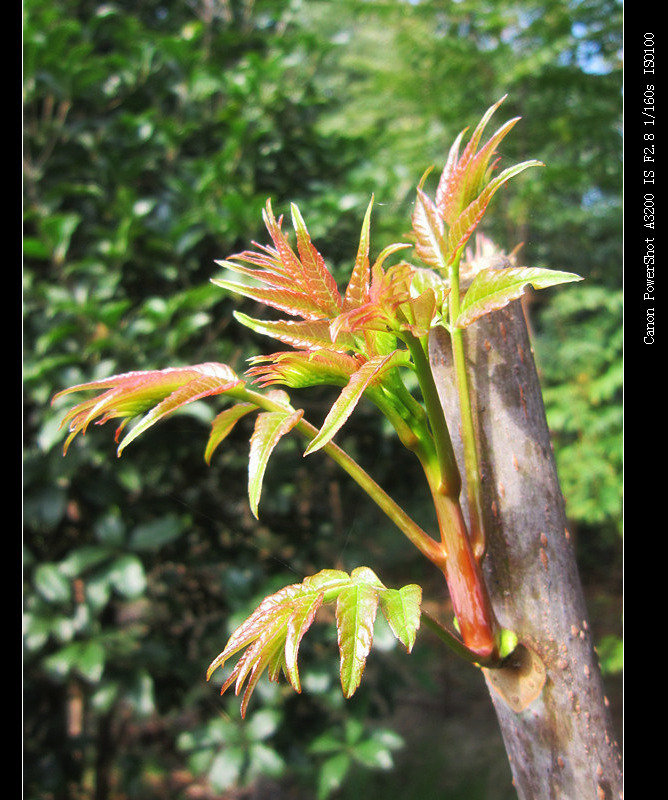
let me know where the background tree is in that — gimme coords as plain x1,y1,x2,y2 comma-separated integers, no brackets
23,1,622,797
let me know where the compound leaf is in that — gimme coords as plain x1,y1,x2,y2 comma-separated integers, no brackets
53,363,245,455
207,568,423,716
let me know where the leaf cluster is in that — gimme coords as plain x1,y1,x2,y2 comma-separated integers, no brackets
207,567,421,716
25,1,621,795
51,97,581,714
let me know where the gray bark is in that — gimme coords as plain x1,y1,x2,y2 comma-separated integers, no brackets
428,302,622,800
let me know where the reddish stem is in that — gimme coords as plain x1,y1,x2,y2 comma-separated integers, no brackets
431,489,499,658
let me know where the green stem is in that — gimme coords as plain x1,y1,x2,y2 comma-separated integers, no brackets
237,386,446,569
421,610,518,668
448,253,485,559
402,332,500,659
420,610,493,666
404,333,461,498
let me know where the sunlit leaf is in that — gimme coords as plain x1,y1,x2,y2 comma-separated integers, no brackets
411,187,446,270
283,592,325,691
53,363,244,455
214,199,344,322
435,128,467,218
446,160,543,264
455,266,583,328
336,579,380,698
291,203,343,317
343,197,373,311
396,289,438,338
329,261,413,343
248,406,304,518
246,350,358,390
207,568,423,716
262,200,317,290
234,312,357,354
212,274,328,321
437,95,509,224
378,583,422,652
304,350,406,455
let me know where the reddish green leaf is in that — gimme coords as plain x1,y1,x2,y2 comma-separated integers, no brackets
407,97,544,276
348,565,385,588
378,584,422,653
435,128,467,218
410,267,449,305
118,369,241,454
212,275,328,321
303,350,406,456
207,574,346,715
53,363,244,455
411,187,447,270
284,593,325,691
205,402,256,464
329,261,413,342
234,312,357,354
262,200,315,288
207,568,423,716
207,586,299,677
328,300,395,342
446,161,543,264
396,289,438,338
336,581,379,698
302,569,351,599
343,197,373,311
372,242,414,272
213,199,345,322
246,350,358,390
291,203,343,317
437,95,509,224
462,117,519,198
455,266,583,328
248,406,304,518
213,256,298,290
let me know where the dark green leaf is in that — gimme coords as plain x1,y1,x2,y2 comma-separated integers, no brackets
34,563,71,604
317,753,351,800
129,515,184,551
108,554,147,598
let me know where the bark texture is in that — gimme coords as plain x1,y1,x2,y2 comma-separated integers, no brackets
428,303,622,800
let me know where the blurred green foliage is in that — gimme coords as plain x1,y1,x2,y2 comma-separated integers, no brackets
23,1,621,798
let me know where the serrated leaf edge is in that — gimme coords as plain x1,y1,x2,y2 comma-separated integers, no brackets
207,568,423,716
